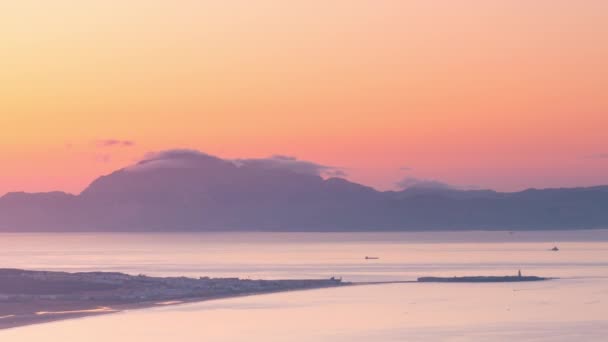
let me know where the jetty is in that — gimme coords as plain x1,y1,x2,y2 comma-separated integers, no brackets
417,275,549,283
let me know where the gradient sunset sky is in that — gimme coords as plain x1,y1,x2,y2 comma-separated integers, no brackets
2,1,607,195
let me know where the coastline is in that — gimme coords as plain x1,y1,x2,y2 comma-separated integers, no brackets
0,279,525,330
0,265,555,331
0,281,352,331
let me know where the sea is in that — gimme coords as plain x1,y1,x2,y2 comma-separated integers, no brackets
1,230,607,341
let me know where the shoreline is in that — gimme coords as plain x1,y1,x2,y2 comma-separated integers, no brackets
0,279,524,330
0,268,554,331
0,282,354,331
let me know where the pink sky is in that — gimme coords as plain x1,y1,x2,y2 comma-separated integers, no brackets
1,1,607,195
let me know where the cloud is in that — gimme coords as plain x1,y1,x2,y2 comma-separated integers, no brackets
399,166,413,171
126,149,224,172
235,155,346,177
588,153,608,159
97,139,135,147
141,149,216,162
125,149,347,178
396,177,454,190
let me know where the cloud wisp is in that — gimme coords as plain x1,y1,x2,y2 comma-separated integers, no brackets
97,139,135,147
235,155,346,177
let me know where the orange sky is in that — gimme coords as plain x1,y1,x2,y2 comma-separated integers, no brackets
1,1,607,195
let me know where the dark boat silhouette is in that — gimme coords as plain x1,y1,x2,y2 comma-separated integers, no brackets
550,246,559,251
365,256,379,260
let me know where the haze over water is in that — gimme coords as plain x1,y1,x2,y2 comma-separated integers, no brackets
1,230,607,341
4,1,607,340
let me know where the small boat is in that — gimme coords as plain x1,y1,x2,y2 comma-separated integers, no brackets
365,256,379,260
550,246,559,251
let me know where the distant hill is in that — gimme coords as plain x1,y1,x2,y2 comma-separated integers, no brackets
1,150,607,231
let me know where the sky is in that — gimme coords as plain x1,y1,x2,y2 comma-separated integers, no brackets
1,0,607,195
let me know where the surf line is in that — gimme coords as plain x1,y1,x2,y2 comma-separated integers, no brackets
35,307,116,315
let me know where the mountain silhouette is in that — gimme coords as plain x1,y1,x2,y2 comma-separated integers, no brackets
1,150,607,231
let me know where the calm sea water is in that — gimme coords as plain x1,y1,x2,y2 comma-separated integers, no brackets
1,230,607,341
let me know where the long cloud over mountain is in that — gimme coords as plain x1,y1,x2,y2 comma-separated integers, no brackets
0,149,607,232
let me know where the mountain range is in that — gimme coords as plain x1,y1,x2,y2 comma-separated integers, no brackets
1,150,607,231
